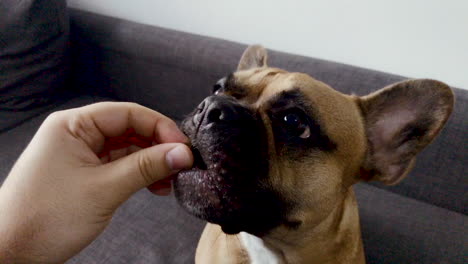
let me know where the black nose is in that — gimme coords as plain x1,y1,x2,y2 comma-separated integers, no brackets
194,96,247,127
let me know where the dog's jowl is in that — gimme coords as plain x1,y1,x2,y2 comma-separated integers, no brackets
173,45,454,264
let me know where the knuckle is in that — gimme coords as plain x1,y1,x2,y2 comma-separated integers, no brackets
127,102,146,114
45,110,65,123
126,102,140,108
136,152,157,186
119,101,140,111
166,117,177,127
44,110,71,128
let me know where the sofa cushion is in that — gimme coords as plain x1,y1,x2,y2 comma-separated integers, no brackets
354,183,467,264
67,191,205,264
0,0,71,132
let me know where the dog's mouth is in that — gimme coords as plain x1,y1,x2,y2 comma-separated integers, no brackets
173,98,285,236
174,142,246,234
191,147,207,170
174,137,286,236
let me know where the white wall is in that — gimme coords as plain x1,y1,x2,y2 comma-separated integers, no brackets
68,0,468,89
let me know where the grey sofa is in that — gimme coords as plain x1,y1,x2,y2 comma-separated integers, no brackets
0,3,466,263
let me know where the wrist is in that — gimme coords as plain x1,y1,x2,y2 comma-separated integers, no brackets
0,189,42,264
0,220,22,264
0,227,52,264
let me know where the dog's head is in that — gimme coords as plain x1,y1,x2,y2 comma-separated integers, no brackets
174,45,454,237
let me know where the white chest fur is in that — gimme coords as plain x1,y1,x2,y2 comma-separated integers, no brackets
239,232,281,264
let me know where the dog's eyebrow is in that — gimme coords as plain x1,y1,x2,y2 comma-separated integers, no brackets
268,89,306,110
267,89,337,152
224,73,236,88
267,89,320,115
223,73,248,98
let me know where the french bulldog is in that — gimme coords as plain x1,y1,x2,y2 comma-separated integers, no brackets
173,45,454,263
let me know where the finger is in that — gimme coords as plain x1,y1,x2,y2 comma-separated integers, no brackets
148,180,172,196
148,176,174,196
100,156,110,163
61,102,188,153
152,187,172,196
128,145,142,155
99,143,193,199
100,145,142,163
109,148,128,161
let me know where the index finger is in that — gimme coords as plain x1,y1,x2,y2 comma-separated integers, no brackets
61,102,188,153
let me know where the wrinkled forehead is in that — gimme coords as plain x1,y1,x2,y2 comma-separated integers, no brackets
226,67,333,110
229,67,296,105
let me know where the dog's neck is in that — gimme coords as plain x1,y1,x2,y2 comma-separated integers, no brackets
242,187,365,264
240,232,282,263
195,187,365,264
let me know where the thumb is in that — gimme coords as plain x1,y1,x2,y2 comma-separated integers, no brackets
101,143,193,199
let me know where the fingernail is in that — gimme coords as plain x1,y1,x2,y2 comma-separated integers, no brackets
166,145,193,171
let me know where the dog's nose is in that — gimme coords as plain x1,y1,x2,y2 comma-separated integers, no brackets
194,96,247,127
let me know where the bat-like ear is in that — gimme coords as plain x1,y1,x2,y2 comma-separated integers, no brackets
358,79,454,185
237,45,268,71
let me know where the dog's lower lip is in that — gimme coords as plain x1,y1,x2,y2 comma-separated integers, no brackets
191,147,208,170
221,224,242,235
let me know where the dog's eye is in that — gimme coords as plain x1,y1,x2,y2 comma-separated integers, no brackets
282,113,311,139
213,77,227,95
213,83,222,95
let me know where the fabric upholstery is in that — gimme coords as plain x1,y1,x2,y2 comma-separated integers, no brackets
69,9,242,120
0,96,111,184
354,183,467,264
0,0,71,132
68,191,204,264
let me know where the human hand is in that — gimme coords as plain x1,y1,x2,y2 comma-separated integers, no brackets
0,102,193,264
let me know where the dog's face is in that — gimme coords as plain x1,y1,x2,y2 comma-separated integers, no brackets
174,45,454,237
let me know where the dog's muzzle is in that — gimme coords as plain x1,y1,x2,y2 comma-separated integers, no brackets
173,95,285,235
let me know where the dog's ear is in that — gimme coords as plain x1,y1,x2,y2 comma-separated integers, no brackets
237,45,268,71
357,79,454,185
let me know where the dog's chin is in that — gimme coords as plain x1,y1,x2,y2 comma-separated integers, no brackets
173,159,247,235
173,146,283,236
174,109,285,236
